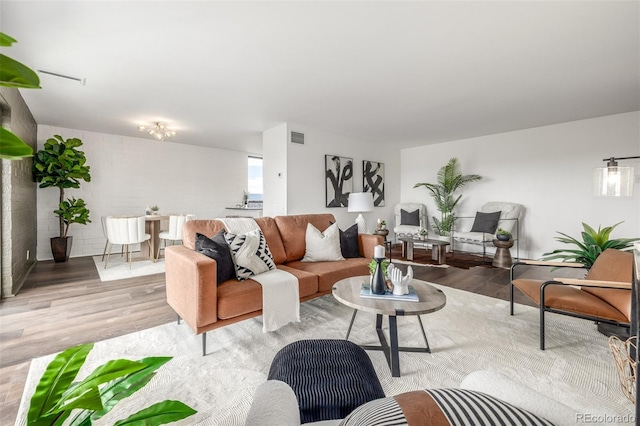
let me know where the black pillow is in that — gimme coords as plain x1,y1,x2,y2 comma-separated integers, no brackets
195,231,235,285
330,221,360,258
470,211,501,234
400,209,420,226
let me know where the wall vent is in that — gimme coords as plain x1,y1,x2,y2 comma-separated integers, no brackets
290,131,305,144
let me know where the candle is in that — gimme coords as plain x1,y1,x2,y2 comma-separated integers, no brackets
377,218,381,225
374,245,385,259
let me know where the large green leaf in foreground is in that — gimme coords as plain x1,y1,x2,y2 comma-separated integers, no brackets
113,400,198,426
27,343,93,426
0,127,33,159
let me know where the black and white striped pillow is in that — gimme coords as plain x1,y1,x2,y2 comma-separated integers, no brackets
340,388,554,426
224,229,276,280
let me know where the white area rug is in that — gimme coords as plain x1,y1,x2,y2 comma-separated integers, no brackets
16,282,634,425
92,255,165,282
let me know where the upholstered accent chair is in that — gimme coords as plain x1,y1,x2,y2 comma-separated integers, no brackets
393,203,427,240
105,216,151,269
100,216,110,261
510,249,633,350
156,214,196,260
452,201,525,259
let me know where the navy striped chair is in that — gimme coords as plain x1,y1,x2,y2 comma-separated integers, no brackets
267,339,385,424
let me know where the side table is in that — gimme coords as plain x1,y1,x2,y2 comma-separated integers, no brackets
492,239,514,269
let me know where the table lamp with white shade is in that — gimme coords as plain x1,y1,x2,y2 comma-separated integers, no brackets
348,192,374,234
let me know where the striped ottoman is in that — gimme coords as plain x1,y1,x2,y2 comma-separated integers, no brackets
267,339,385,423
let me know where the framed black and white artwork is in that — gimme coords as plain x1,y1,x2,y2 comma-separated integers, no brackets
363,160,385,207
325,155,353,207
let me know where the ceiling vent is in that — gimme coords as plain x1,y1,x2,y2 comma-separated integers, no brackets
290,131,305,144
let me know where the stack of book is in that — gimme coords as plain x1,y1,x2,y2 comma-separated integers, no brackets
360,284,419,302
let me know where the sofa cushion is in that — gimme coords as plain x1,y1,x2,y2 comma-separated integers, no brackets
194,231,235,285
275,214,337,262
225,229,276,280
255,217,287,265
400,209,420,226
302,223,344,262
470,210,501,234
182,219,226,250
277,264,319,298
217,265,318,320
286,258,370,293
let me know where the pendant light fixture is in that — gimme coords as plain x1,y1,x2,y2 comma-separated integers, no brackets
593,156,640,197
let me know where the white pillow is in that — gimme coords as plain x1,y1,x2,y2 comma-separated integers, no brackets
302,223,345,262
224,229,276,280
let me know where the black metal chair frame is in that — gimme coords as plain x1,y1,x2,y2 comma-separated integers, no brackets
510,261,630,350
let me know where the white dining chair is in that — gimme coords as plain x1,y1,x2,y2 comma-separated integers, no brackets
156,214,196,260
101,216,109,261
105,216,151,269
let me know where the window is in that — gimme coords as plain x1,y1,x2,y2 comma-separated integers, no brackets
248,156,263,203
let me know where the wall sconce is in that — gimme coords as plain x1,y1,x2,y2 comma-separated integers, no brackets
593,156,640,197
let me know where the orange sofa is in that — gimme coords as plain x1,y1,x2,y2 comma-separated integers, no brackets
165,213,383,354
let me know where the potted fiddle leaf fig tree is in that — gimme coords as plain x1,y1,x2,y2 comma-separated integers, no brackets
33,135,91,262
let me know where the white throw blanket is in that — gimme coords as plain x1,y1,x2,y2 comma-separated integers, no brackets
220,218,300,332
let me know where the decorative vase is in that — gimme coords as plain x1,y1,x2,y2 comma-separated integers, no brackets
497,234,510,241
51,236,72,263
371,257,387,295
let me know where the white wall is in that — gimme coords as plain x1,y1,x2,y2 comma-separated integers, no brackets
401,111,640,259
36,125,252,260
286,125,401,235
263,123,288,217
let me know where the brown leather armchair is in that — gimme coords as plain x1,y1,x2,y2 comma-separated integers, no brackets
510,249,633,350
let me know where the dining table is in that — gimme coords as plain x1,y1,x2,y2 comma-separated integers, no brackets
142,215,169,260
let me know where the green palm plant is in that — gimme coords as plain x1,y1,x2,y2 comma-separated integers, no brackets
414,157,482,236
27,343,197,426
542,222,639,269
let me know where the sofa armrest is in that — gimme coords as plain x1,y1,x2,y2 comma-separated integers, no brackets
551,278,631,289
359,234,384,258
165,245,218,333
245,380,301,426
518,259,584,268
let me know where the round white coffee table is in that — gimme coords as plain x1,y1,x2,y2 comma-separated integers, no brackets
332,276,446,377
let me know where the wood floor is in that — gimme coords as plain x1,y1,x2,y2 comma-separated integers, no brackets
0,251,540,425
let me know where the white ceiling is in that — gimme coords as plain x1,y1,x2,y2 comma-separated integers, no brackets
2,1,639,154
